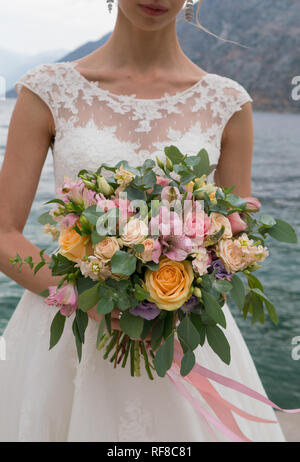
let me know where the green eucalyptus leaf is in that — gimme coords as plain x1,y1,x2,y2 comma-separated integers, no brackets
206,325,231,365
202,290,226,328
49,310,66,350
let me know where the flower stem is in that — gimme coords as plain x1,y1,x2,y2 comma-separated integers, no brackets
97,331,110,351
134,341,141,377
121,337,131,368
130,339,135,377
140,341,154,380
103,330,119,360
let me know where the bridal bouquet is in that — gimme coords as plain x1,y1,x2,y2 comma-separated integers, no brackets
11,145,297,380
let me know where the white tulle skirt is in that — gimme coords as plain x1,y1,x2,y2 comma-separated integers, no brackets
0,289,286,442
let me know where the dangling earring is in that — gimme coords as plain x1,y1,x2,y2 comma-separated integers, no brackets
107,0,114,14
184,0,194,22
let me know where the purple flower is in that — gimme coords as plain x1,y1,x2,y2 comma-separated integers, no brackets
210,258,233,281
180,295,200,313
130,300,160,321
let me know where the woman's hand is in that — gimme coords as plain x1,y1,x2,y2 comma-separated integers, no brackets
87,306,151,342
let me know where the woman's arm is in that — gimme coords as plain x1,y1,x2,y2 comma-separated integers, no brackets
0,86,62,294
214,101,254,197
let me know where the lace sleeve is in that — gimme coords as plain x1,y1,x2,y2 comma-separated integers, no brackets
14,63,60,128
218,76,253,132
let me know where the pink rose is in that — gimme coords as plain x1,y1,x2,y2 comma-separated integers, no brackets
244,196,261,213
227,212,247,235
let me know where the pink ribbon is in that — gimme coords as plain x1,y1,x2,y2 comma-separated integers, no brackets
165,339,300,442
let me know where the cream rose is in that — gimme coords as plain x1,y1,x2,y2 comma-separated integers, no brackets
94,236,120,262
120,218,148,247
217,238,249,273
209,212,233,239
144,257,194,311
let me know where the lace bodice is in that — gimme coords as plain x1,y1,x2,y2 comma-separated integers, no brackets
14,61,252,188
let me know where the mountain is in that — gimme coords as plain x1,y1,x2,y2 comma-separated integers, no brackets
6,0,300,113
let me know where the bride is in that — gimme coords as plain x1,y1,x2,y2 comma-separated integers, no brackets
0,0,287,441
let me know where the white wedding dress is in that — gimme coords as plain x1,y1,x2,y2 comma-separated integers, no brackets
0,62,286,442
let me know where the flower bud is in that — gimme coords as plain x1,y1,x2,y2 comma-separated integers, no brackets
82,179,97,191
156,156,165,170
97,176,114,197
194,287,202,299
196,277,202,285
166,156,173,171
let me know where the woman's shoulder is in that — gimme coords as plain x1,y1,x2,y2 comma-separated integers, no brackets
205,72,253,106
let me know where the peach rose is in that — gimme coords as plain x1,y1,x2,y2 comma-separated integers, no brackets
120,218,148,247
209,212,233,239
59,224,92,262
94,236,120,262
138,238,155,263
217,238,248,273
217,233,269,273
144,257,194,311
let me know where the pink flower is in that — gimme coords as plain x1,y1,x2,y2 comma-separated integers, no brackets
149,207,193,261
45,283,78,317
227,212,247,235
244,196,261,213
156,176,171,187
60,213,79,229
184,208,211,246
152,239,162,264
161,186,182,203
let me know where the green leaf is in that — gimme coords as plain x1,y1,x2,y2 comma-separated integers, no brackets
49,253,75,276
49,310,66,350
226,193,247,210
246,273,264,292
194,149,210,177
250,288,278,325
185,156,200,167
78,283,101,312
97,298,114,315
153,334,174,377
230,274,245,310
250,293,265,325
38,211,56,225
111,251,137,276
72,317,83,362
120,310,144,339
142,170,157,189
214,279,233,293
163,312,175,340
177,315,200,350
144,261,160,271
265,299,278,325
180,349,196,376
259,214,276,228
134,283,150,301
76,277,97,295
39,288,50,298
202,290,226,328
190,313,206,346
267,218,298,244
34,261,46,275
45,198,66,207
96,316,106,348
151,318,165,351
164,146,184,164
75,309,89,343
206,325,231,365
